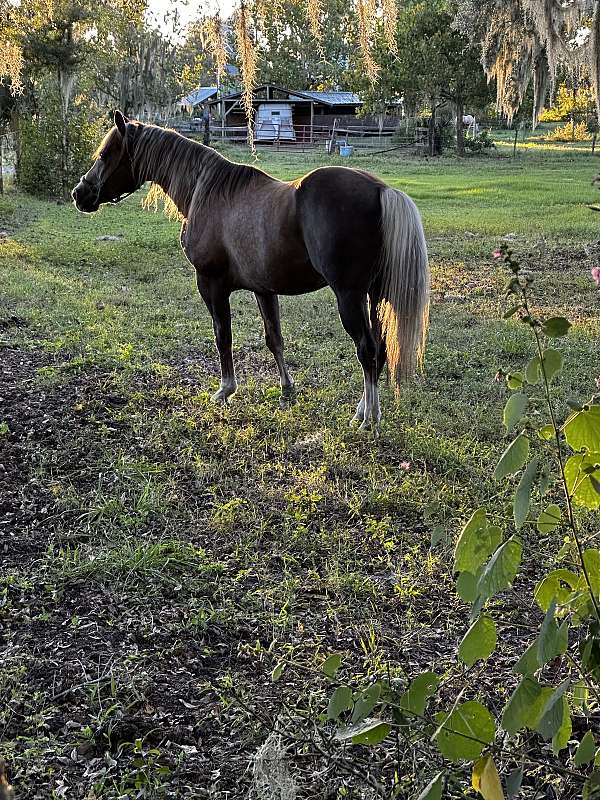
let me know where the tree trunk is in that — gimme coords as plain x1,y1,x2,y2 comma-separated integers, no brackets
0,127,4,195
428,95,436,157
456,98,465,156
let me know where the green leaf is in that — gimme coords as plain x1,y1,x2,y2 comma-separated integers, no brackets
565,453,600,510
542,317,571,338
536,678,570,740
525,355,541,384
513,457,539,530
322,653,342,678
539,464,552,495
501,676,553,735
456,571,479,603
400,672,439,716
335,719,391,745
513,642,539,676
503,303,522,320
551,695,571,754
504,393,528,432
534,569,579,612
537,601,569,667
564,406,600,452
454,509,502,574
430,525,445,548
477,538,522,601
506,372,525,390
583,550,600,597
271,662,285,682
472,754,504,800
537,424,555,441
575,731,597,767
433,700,495,762
415,772,444,800
583,771,600,800
537,504,561,533
494,435,529,481
459,615,497,667
351,683,381,723
327,685,353,720
573,678,589,710
505,767,523,799
541,348,563,383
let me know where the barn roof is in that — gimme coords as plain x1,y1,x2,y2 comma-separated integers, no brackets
208,84,363,107
179,86,218,107
290,90,362,105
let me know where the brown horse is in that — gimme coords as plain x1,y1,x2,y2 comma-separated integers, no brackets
72,111,430,429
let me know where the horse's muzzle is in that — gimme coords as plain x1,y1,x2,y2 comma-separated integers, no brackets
71,180,100,213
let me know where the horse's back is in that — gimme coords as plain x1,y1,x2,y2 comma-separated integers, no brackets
295,166,385,289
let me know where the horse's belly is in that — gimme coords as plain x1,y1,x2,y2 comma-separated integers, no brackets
229,244,327,295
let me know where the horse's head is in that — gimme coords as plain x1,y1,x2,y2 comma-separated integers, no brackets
72,110,143,213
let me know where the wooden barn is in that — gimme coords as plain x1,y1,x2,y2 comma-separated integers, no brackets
207,84,398,142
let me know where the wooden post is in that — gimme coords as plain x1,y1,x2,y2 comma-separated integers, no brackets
593,132,597,155
0,129,4,195
203,111,210,146
221,98,225,141
513,127,518,157
310,101,314,144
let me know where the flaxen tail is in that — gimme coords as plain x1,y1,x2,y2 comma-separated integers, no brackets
377,187,430,394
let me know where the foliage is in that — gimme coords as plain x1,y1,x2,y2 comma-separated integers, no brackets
464,129,495,153
322,244,600,796
539,83,596,123
17,88,106,197
544,120,593,142
454,0,600,125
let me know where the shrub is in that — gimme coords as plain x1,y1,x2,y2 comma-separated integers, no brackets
544,120,592,142
464,129,495,153
17,91,107,199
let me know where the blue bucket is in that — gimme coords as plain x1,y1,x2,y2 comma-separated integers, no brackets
339,145,353,157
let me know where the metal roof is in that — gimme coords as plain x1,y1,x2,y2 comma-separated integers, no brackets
179,86,218,106
290,90,362,105
209,85,363,107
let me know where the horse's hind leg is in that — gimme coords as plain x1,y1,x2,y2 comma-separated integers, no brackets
353,291,386,424
334,289,381,431
196,274,237,403
255,292,295,405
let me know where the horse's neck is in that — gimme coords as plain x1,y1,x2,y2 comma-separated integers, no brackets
136,128,227,217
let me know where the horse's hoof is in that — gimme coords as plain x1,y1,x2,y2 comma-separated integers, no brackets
211,388,235,404
280,389,297,408
358,419,380,438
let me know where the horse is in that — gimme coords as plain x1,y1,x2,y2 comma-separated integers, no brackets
72,111,430,429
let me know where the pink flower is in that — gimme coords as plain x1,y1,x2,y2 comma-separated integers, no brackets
592,267,600,285
492,250,503,259
595,377,600,389
400,461,411,471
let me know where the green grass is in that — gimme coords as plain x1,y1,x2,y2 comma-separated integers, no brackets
0,142,599,798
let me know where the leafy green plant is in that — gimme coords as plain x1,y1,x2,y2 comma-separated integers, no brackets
322,245,600,798
464,130,495,153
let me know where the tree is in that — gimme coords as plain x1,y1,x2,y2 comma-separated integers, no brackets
346,0,492,155
454,0,600,126
253,0,352,88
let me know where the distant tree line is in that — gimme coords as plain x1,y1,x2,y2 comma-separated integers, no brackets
1,0,598,197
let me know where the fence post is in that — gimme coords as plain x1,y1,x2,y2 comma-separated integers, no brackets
513,127,518,157
593,132,597,155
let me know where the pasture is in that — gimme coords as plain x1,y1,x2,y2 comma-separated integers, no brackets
1,142,599,798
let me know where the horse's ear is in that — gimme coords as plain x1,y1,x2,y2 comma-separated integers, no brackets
114,110,128,136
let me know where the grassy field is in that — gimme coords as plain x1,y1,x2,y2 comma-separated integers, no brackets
1,142,599,799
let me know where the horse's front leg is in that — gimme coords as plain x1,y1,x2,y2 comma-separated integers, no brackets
196,273,237,403
255,292,296,406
